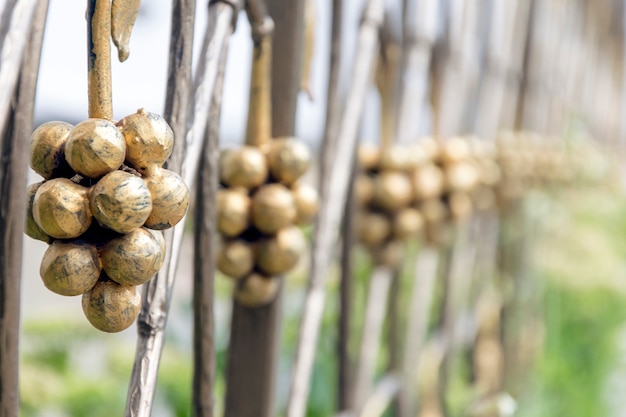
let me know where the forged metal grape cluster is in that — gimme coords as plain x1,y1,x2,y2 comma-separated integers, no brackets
355,140,444,266
354,138,499,259
25,109,189,333
356,133,582,261
216,137,319,308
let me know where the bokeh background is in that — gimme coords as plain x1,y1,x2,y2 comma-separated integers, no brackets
19,1,626,417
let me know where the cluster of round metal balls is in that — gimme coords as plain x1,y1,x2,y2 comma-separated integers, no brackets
355,133,578,264
25,109,190,333
216,137,319,308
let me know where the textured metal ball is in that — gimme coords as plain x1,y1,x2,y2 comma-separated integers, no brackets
266,137,311,185
217,239,254,279
234,273,279,308
25,182,52,243
255,225,306,275
356,211,391,247
220,146,268,189
101,227,165,286
419,198,448,224
417,136,440,161
33,178,92,239
445,161,479,193
143,168,189,230
412,164,444,201
82,279,141,333
40,241,101,296
30,121,74,179
65,118,126,178
371,171,413,212
357,143,380,171
117,109,174,170
439,137,471,165
291,182,319,225
251,183,297,235
392,207,424,241
378,144,412,171
90,170,152,233
217,189,251,237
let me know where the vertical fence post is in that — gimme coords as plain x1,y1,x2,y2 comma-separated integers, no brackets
193,4,230,415
224,1,305,416
0,1,48,416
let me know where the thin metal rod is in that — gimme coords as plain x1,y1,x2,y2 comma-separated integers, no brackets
192,16,228,417
338,158,357,412
335,374,402,417
125,2,237,416
398,245,440,417
87,0,113,119
438,220,478,412
163,0,196,172
360,373,402,417
353,266,394,409
0,2,48,416
474,0,519,139
285,1,384,415
244,27,273,147
432,0,481,137
396,0,439,143
319,0,343,187
0,0,38,145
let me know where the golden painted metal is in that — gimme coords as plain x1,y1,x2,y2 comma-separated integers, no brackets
266,137,312,185
117,109,175,172
32,178,93,239
87,0,113,120
291,182,319,225
371,170,413,212
219,146,268,189
82,279,142,333
300,0,315,99
29,121,74,179
217,239,255,279
101,227,165,286
111,0,141,62
255,225,306,275
217,189,251,237
245,34,273,147
40,241,102,296
89,170,153,234
235,273,279,308
25,182,52,243
251,183,297,234
143,168,190,230
65,118,126,178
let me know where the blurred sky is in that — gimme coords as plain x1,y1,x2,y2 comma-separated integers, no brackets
33,0,384,150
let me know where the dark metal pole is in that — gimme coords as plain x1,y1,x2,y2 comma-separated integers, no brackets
0,1,49,416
